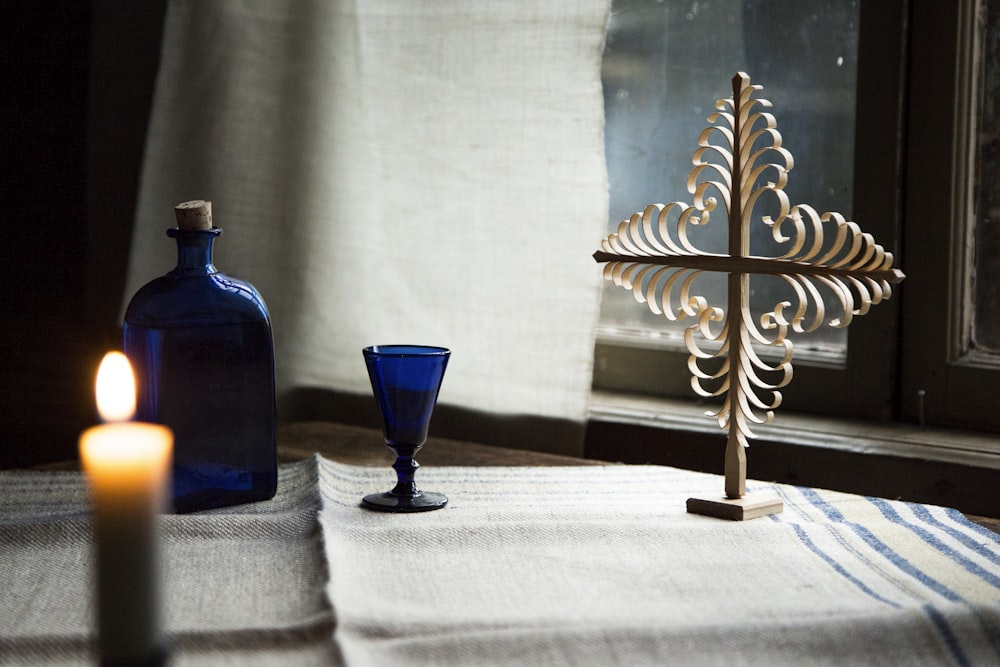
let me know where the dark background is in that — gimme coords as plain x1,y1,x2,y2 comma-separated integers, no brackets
2,1,166,467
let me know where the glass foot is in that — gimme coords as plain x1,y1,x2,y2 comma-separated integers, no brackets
361,491,448,513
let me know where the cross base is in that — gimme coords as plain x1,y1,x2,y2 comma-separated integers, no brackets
686,493,783,521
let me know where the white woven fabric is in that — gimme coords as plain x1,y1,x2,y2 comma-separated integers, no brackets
0,460,339,666
124,0,610,439
317,458,1000,666
4,459,999,665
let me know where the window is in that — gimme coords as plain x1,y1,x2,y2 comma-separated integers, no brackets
972,0,1000,353
900,0,1000,432
600,0,858,358
596,0,1000,436
589,0,1000,515
595,0,904,423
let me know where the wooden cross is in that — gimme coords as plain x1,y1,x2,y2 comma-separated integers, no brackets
593,73,904,520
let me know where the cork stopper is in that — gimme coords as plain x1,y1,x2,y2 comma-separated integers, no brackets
174,200,213,231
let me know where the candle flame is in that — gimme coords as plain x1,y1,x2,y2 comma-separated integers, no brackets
96,352,136,422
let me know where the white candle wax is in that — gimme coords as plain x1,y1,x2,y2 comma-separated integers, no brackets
80,352,172,665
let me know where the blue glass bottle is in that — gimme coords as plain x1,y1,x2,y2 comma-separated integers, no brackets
124,201,277,513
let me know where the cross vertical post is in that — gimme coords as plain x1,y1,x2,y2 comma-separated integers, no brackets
725,73,750,500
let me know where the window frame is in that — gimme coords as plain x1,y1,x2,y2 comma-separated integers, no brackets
899,0,1000,432
593,0,909,424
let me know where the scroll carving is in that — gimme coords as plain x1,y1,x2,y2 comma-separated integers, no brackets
593,73,904,509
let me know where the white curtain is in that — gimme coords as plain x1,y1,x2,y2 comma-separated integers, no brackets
125,0,611,453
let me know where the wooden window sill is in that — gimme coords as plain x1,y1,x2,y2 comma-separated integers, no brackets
586,390,1000,521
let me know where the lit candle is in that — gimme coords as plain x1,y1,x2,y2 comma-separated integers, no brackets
79,352,172,666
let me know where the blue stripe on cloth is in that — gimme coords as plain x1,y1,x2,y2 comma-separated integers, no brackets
923,604,971,667
798,486,975,664
773,487,922,602
799,488,963,603
869,498,1000,591
939,507,1000,545
912,505,1000,563
869,498,1000,660
775,516,900,608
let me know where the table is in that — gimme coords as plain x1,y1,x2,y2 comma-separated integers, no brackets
278,422,1000,533
3,422,999,666
276,421,600,465
20,421,1000,533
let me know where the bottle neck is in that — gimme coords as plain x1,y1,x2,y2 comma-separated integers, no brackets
167,227,222,275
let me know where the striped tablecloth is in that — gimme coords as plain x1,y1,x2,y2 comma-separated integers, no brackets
3,457,999,665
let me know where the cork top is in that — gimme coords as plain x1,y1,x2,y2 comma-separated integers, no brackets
174,200,213,231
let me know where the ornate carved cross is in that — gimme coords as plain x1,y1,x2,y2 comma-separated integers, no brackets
593,73,905,520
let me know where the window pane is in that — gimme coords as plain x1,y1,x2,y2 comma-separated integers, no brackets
973,0,1000,352
600,0,859,358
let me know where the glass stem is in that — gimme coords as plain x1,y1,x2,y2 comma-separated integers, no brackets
389,444,422,498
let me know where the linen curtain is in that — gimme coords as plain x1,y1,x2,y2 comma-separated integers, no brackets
124,0,611,454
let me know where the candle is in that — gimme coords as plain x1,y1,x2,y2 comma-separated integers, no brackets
79,352,172,666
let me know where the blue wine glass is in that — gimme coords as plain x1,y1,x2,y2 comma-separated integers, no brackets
362,345,451,512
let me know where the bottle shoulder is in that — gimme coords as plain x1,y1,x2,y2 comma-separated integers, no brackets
124,271,271,327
